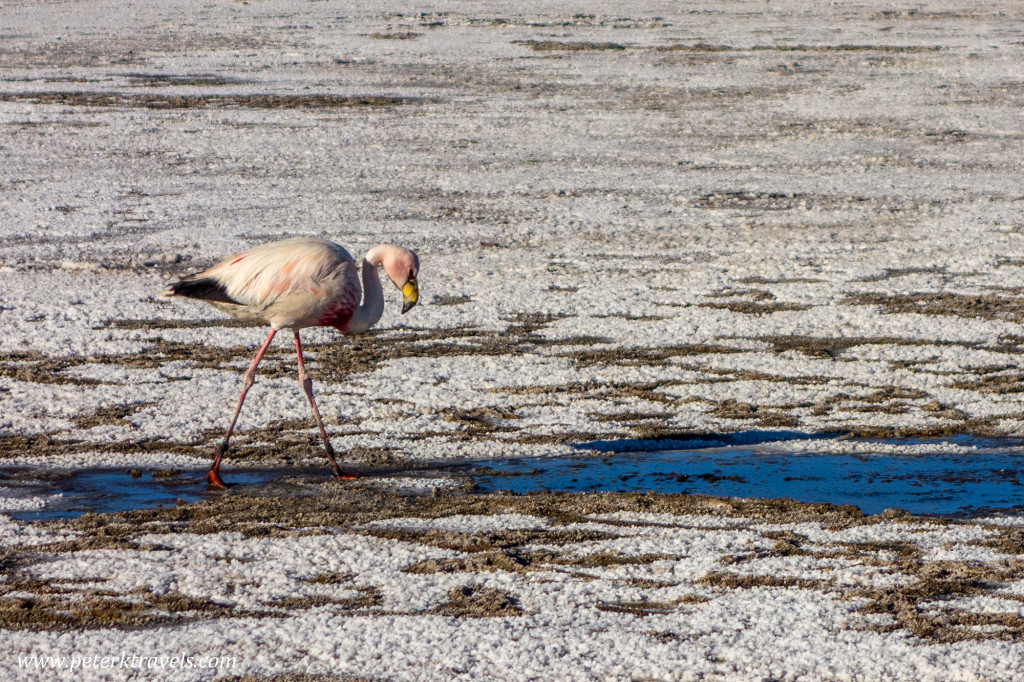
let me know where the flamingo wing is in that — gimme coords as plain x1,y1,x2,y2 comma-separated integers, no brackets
164,238,359,328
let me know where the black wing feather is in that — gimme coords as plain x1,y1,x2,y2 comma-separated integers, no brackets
166,277,242,305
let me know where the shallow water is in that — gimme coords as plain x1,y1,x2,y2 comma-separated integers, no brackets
8,469,281,522
6,441,1024,520
474,446,1024,517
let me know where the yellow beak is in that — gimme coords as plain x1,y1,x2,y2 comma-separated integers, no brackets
401,278,418,314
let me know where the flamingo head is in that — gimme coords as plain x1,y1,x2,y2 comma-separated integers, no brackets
369,245,420,314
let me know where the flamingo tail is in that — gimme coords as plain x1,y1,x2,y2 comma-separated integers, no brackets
161,277,240,305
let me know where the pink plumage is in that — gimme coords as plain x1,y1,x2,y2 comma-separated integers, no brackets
163,237,420,487
167,238,363,330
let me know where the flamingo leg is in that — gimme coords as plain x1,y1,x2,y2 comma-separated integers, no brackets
207,328,278,488
294,331,354,480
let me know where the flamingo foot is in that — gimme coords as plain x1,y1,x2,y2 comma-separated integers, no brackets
331,465,360,481
206,468,228,489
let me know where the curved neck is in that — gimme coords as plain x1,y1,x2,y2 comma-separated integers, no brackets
346,258,385,333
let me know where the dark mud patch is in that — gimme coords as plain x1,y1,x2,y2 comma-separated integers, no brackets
501,379,681,406
368,32,422,40
740,275,827,285
870,9,996,20
102,318,259,330
0,578,256,631
270,586,383,613
0,34,272,69
513,40,626,52
596,595,707,616
862,387,930,403
125,73,250,87
404,549,542,574
710,288,776,301
749,335,955,359
306,571,355,585
841,419,1006,440
74,401,154,430
444,407,519,425
970,528,1024,555
700,368,832,385
361,526,617,553
693,191,938,213
0,351,103,386
657,43,941,54
698,572,827,591
706,399,800,428
430,586,523,618
431,295,472,306
592,313,669,321
0,92,420,110
438,407,520,440
0,343,287,386
702,301,812,315
853,560,1024,643
847,292,1024,323
857,266,947,283
560,343,747,367
555,552,675,568
592,412,675,424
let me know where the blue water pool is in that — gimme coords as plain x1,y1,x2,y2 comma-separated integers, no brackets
473,446,1024,517
7,439,1024,520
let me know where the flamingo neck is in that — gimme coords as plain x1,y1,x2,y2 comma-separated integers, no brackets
346,256,385,333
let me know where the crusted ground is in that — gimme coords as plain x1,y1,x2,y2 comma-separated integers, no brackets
2,0,1024,679
1,481,1023,679
0,482,1021,640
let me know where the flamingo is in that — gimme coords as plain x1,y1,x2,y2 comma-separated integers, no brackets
162,237,420,488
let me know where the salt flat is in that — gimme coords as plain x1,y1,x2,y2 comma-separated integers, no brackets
1,0,1024,679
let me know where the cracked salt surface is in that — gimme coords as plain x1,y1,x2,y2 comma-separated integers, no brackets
4,502,1024,681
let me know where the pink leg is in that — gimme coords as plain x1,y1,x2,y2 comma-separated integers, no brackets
294,331,353,480
207,328,278,488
